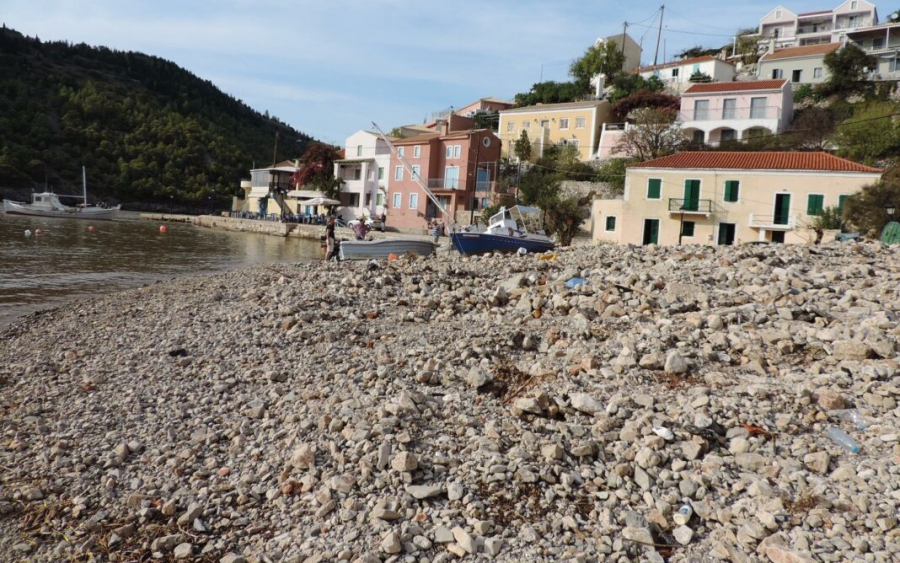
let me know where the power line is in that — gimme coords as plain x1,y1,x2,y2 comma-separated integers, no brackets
628,21,736,38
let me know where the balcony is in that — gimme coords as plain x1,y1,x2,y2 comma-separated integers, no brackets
427,178,463,190
796,25,832,35
669,198,714,215
749,214,797,230
680,106,782,122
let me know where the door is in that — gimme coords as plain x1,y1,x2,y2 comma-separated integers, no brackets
718,223,736,245
774,193,791,225
642,219,660,245
771,231,786,243
476,167,490,191
792,69,802,83
444,166,459,189
683,180,700,211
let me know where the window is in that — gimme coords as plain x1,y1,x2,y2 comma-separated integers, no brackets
772,68,784,79
378,167,384,180
775,9,782,19
694,100,709,120
414,146,421,158
409,193,418,209
692,64,700,73
750,97,766,119
507,121,516,132
873,37,885,49
647,178,662,199
540,119,550,128
353,168,361,181
446,146,453,157
807,194,825,215
724,180,740,202
376,193,385,206
523,121,531,129
394,166,403,181
721,129,736,142
892,57,900,72
605,216,617,231
672,68,679,78
559,118,570,129
792,69,802,83
356,144,363,157
850,1,858,9
411,165,420,178
722,98,736,119
364,193,371,207
681,221,695,237
453,145,461,158
444,166,460,189
347,194,360,207
393,193,402,208
692,130,705,144
813,67,823,78
575,117,586,128
398,147,405,157
838,194,849,211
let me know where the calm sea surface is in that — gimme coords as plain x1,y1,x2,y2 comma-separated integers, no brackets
0,211,322,330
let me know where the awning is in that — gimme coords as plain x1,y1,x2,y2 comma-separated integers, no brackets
287,190,325,199
305,197,341,206
248,187,270,198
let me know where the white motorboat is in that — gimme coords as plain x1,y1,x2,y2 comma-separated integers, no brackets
339,238,436,260
2,167,120,220
450,205,555,255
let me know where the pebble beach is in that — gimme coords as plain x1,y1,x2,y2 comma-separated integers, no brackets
1,242,900,563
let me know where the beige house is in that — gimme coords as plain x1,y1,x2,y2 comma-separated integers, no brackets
757,42,840,84
498,100,612,162
592,151,881,246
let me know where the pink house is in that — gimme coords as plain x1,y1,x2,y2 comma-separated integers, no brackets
679,79,793,145
387,123,501,232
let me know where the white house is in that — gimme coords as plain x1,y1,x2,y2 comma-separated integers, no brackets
333,130,394,223
757,42,841,84
633,55,735,93
755,1,879,52
846,21,900,80
598,32,643,72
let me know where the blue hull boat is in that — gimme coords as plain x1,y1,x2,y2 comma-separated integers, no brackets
450,231,554,254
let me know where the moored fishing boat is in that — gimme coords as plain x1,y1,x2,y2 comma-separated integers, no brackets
2,167,120,220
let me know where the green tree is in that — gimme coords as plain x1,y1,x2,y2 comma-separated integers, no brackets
783,106,843,150
817,43,878,98
594,158,628,195
607,74,665,103
689,71,713,83
514,130,532,162
569,41,627,92
611,90,680,122
514,81,582,106
471,111,498,131
833,102,900,164
844,175,900,236
542,196,586,246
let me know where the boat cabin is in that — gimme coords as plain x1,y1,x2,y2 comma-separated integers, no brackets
487,205,546,237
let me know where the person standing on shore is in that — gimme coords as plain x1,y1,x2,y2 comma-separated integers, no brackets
430,221,441,244
325,215,336,260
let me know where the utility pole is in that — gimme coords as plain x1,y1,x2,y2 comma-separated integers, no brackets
272,131,279,166
469,132,483,225
653,5,665,67
620,22,628,57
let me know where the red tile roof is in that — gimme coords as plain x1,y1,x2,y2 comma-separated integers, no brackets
683,79,788,94
628,152,883,173
761,43,840,61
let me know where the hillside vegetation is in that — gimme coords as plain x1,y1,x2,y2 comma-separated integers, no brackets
0,26,314,209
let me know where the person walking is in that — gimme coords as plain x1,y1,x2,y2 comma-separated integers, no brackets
431,220,441,244
325,215,337,260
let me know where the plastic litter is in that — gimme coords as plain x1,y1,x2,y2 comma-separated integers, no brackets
517,247,528,255
673,504,693,525
825,427,860,453
834,409,869,431
653,427,674,441
538,252,557,260
565,277,586,289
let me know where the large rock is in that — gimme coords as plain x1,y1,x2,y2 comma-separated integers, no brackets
831,340,872,361
570,393,603,415
664,351,689,375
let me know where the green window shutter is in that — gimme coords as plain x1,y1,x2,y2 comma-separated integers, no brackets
647,179,661,199
838,194,848,211
807,194,824,215
724,180,739,202
681,221,695,237
605,216,616,231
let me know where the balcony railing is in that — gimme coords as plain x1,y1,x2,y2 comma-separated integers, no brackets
669,198,714,214
749,214,797,230
680,106,781,121
427,178,462,190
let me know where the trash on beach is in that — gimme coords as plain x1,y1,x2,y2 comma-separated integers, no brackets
825,427,860,453
24,230,32,237
538,252,557,260
565,277,586,289
517,247,527,255
673,504,693,525
834,409,870,431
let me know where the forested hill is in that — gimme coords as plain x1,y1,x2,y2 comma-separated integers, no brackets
0,26,315,209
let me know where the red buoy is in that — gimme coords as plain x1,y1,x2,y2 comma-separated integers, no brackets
159,225,168,233
34,229,42,236
88,225,95,232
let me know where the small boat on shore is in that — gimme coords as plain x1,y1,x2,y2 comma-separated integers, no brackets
339,238,436,261
2,167,120,221
450,205,554,255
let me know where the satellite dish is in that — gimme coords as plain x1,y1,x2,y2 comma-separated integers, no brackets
891,11,900,21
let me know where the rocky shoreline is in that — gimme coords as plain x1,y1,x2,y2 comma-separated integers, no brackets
1,242,899,563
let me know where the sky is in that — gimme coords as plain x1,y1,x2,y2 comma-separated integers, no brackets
2,0,887,148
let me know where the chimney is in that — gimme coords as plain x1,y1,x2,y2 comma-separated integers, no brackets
436,119,447,134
